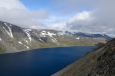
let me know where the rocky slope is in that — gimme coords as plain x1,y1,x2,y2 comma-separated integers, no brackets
0,20,111,54
52,38,115,76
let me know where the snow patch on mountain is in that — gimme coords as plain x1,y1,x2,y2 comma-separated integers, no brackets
18,41,23,44
23,29,32,41
76,37,80,39
39,38,44,42
40,31,47,37
0,38,2,41
47,32,56,37
58,32,65,36
24,45,29,49
4,23,13,37
25,40,28,44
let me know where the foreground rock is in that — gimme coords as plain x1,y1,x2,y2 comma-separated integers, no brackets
52,38,115,76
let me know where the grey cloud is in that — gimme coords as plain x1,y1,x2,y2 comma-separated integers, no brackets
30,10,50,20
66,0,115,36
0,0,115,37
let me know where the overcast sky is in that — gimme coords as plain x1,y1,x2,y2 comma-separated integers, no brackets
0,0,115,37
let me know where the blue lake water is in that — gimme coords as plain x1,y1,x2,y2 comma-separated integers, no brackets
0,46,97,76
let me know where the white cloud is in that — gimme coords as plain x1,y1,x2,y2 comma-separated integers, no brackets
66,0,115,36
68,11,90,24
0,0,26,10
43,15,70,31
47,23,67,31
0,0,49,29
0,0,115,37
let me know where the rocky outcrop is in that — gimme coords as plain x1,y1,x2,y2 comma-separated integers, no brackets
52,39,115,76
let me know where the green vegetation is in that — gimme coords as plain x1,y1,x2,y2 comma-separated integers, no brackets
37,42,59,48
0,44,6,54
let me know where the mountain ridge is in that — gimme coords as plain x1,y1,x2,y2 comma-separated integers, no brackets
0,20,111,54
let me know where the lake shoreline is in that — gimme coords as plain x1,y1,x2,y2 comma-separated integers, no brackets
1,45,96,54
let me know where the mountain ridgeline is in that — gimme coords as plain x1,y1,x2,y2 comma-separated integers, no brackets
0,20,111,54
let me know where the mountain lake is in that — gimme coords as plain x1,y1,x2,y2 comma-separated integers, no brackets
0,46,97,76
